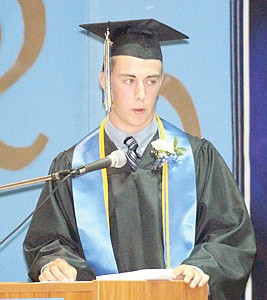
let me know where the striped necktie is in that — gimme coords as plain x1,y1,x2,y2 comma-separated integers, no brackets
124,136,140,172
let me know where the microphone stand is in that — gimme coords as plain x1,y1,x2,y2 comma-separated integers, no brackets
0,150,126,192
0,170,72,192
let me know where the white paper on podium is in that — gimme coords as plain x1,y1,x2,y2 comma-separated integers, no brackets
96,269,173,281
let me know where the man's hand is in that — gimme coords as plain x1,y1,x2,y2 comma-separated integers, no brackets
171,264,209,288
39,258,77,282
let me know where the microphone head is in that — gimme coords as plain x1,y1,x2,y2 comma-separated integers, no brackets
109,150,127,168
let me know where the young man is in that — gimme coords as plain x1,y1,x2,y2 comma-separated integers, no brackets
23,19,256,299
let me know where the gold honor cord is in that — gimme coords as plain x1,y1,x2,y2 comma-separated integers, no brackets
99,115,170,267
99,118,110,230
103,28,113,113
156,115,170,269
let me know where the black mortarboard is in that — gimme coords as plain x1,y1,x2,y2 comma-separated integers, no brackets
79,19,188,61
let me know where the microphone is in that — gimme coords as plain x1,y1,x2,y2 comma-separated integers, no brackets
71,150,127,177
0,150,127,191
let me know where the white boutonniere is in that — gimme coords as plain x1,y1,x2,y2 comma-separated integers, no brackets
151,137,186,170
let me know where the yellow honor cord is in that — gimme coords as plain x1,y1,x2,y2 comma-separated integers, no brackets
99,118,110,230
156,115,170,268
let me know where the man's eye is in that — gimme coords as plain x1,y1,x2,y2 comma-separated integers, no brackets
124,79,134,84
146,79,157,85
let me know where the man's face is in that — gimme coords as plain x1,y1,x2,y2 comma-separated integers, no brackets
101,55,163,134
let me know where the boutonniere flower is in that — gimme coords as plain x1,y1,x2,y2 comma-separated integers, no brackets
151,137,186,170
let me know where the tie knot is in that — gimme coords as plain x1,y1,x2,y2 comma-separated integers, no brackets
123,136,140,172
124,136,139,152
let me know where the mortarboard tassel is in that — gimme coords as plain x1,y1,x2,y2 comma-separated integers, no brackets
103,28,113,113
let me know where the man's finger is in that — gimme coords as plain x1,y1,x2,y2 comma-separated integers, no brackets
56,261,77,281
48,264,70,282
171,265,187,279
198,274,210,287
39,259,77,282
39,266,59,282
186,271,201,288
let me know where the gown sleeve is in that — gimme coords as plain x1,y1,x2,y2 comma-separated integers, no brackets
23,147,96,281
183,136,256,300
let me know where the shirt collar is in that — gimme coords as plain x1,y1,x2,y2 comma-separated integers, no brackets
105,116,158,155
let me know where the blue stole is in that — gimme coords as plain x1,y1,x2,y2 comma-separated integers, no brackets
72,119,197,275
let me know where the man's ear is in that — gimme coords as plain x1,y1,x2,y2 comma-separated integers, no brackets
160,73,165,86
99,71,105,90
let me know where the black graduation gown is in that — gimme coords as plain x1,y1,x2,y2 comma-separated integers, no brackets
23,132,256,300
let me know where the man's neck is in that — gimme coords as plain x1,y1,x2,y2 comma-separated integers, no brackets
105,116,158,156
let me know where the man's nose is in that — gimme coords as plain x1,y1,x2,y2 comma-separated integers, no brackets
135,83,146,101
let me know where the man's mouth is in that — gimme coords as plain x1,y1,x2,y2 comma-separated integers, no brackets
132,108,145,113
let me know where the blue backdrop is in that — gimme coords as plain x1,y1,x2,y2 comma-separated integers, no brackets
0,0,232,283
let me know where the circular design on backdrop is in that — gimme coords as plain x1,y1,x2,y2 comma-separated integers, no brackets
160,74,201,138
0,0,46,94
0,0,48,170
0,134,48,171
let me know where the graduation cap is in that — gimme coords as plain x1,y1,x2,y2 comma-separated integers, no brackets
79,19,188,112
80,19,188,61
